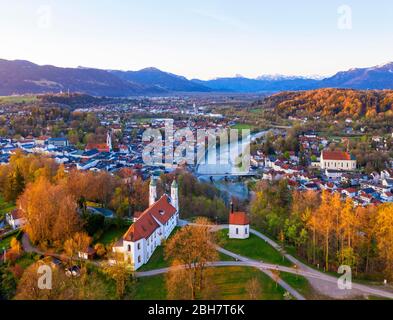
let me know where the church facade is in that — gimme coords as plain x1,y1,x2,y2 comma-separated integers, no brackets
113,178,179,270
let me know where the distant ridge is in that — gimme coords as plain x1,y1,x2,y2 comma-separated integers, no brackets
1,59,393,96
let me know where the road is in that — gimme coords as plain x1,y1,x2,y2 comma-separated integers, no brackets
22,223,393,300
181,221,393,299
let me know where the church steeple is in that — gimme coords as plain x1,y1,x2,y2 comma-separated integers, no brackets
149,177,157,206
171,179,179,212
107,130,113,152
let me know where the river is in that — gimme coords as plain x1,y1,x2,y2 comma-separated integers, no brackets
196,130,269,201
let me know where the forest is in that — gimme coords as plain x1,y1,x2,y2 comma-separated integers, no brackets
250,180,393,281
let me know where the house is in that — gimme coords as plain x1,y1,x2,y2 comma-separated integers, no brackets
112,178,179,270
6,209,26,230
78,247,96,260
85,131,113,153
342,188,358,198
48,137,69,147
228,206,250,240
320,150,356,171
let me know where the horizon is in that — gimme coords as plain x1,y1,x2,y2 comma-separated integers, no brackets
4,56,393,81
1,0,393,80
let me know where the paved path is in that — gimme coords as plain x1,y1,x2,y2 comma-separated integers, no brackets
23,223,393,300
173,220,305,300
181,220,393,299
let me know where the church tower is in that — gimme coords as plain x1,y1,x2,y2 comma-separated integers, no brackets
107,130,113,152
149,177,157,206
171,179,179,212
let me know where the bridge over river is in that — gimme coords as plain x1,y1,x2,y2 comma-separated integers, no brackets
195,130,269,177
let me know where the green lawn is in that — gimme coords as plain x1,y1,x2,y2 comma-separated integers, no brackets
138,245,168,271
96,225,130,245
0,230,19,250
210,266,286,300
15,253,38,269
134,275,167,300
279,272,324,300
0,235,13,250
134,266,288,300
0,195,15,217
230,123,254,130
0,95,37,104
138,227,181,272
217,229,292,267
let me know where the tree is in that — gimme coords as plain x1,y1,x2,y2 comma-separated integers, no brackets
314,191,336,271
4,166,25,203
64,232,92,262
165,217,218,299
15,260,76,300
246,277,262,300
94,243,106,258
104,253,133,299
166,260,193,300
10,237,22,256
18,177,81,248
271,269,281,288
375,204,393,280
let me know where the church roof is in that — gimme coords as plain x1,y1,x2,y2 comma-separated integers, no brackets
123,195,177,242
229,212,250,226
322,150,355,161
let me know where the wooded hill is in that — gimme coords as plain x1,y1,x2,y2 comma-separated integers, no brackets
257,88,393,119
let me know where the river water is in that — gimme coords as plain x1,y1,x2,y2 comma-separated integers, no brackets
196,130,268,201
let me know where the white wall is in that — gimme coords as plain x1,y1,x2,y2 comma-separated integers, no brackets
229,224,249,239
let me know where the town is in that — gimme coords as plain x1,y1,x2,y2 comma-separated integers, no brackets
0,92,393,302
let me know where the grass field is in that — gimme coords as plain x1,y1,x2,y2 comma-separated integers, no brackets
138,227,180,272
0,195,15,217
230,123,254,130
0,234,13,250
279,272,323,299
134,266,288,300
134,274,167,300
217,229,292,266
0,95,38,104
96,225,130,245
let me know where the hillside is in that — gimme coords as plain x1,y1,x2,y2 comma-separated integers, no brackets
257,88,393,118
0,59,164,96
110,67,212,92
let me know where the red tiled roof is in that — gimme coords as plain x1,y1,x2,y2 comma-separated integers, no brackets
229,212,250,226
322,150,352,161
85,143,110,152
10,209,23,220
123,195,177,242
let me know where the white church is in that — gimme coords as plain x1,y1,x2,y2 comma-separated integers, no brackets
228,205,250,240
113,177,179,270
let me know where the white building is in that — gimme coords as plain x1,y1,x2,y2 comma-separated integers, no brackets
113,178,179,270
228,210,250,240
6,209,26,230
320,150,356,171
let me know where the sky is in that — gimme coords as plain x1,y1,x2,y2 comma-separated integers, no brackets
0,0,393,80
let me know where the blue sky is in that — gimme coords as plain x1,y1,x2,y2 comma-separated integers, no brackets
0,0,392,79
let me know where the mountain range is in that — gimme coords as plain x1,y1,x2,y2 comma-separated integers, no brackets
1,59,393,96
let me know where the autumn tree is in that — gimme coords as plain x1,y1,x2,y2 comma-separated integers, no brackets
64,232,92,262
15,260,76,300
246,277,262,300
165,217,218,299
18,177,81,248
104,253,133,299
375,204,393,280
